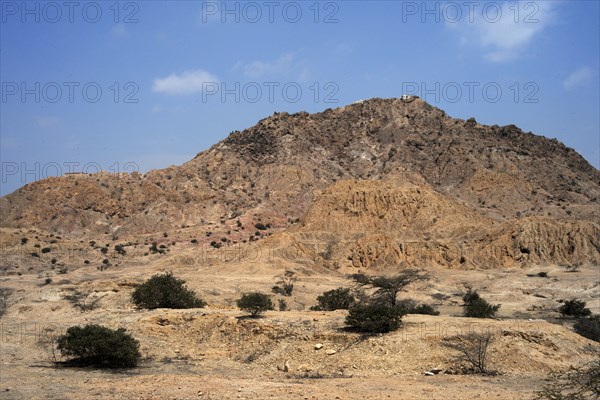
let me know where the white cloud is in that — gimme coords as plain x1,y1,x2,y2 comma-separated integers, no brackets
453,1,558,62
152,69,219,95
563,66,593,91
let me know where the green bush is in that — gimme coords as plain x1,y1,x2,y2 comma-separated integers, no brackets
559,299,592,318
57,324,140,368
345,303,403,333
396,299,440,315
462,289,500,318
412,304,440,315
573,314,600,342
311,287,355,311
237,292,273,317
131,272,206,309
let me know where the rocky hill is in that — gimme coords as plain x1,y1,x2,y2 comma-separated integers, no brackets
1,97,599,269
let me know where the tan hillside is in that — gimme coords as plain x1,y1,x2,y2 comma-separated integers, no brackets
281,179,600,271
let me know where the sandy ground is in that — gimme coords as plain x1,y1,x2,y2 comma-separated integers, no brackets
1,230,599,399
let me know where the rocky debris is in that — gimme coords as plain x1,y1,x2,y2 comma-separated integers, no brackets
314,343,323,350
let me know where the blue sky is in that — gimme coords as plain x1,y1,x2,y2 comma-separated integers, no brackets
1,0,599,195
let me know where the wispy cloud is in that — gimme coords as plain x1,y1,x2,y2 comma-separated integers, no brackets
34,116,61,128
563,66,593,91
333,43,353,56
241,53,295,79
452,1,558,62
235,53,308,80
152,69,219,95
111,23,129,38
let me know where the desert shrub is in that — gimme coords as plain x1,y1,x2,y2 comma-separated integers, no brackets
63,291,103,312
114,244,126,255
149,242,165,254
255,223,268,230
534,360,599,400
345,303,403,333
41,247,51,254
278,299,287,311
431,293,451,304
462,289,500,318
131,272,206,309
396,299,440,315
57,324,140,368
237,292,273,317
311,287,355,311
412,303,440,315
559,299,592,318
444,332,495,374
573,315,600,342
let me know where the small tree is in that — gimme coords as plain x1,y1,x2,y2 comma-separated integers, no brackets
573,315,600,342
462,289,500,318
559,299,592,318
345,303,403,333
351,269,429,307
272,271,296,296
444,332,495,374
57,324,141,368
237,292,273,317
534,360,600,400
311,287,355,311
131,272,206,309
